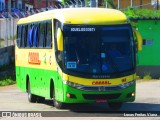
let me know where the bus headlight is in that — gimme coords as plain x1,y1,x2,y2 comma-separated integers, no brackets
63,80,83,89
119,80,135,89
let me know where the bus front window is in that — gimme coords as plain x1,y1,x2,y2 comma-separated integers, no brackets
64,31,101,73
63,24,135,77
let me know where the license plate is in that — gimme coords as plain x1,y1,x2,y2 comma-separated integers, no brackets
96,99,107,103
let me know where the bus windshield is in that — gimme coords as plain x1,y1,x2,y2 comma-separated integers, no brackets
63,24,135,76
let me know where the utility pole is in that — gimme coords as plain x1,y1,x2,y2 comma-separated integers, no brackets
130,0,133,7
140,0,142,9
8,0,11,13
96,0,98,7
90,0,96,7
118,0,120,9
157,0,159,10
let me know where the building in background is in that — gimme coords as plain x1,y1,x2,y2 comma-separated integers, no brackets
0,0,5,11
25,0,34,11
0,0,23,11
17,0,23,9
34,0,63,9
22,0,63,11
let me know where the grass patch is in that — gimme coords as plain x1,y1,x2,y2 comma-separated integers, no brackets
0,38,4,41
143,72,152,80
0,77,16,86
0,63,16,86
136,76,141,80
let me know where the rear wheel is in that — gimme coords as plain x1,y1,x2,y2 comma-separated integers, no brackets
108,102,123,110
37,96,45,103
27,81,37,103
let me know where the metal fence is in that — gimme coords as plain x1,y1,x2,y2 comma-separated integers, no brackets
112,0,160,10
0,18,19,48
0,7,61,48
0,10,38,48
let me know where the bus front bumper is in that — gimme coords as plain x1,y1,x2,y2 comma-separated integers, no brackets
61,83,136,103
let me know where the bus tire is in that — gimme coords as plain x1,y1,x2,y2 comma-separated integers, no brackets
54,100,64,109
27,81,37,103
52,86,65,109
108,102,122,110
37,96,45,103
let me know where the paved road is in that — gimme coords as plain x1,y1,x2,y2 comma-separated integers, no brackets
0,80,160,119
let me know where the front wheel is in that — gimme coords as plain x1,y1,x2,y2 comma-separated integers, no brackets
52,87,65,109
108,102,123,110
27,81,37,103
54,100,65,109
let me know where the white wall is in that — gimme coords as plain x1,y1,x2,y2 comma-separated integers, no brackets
0,19,19,46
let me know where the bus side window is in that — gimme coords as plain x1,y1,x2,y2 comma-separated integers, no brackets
20,25,23,47
39,22,45,48
54,19,63,68
17,25,21,48
21,25,26,48
54,19,61,51
46,21,52,48
33,24,39,48
27,24,31,47
30,25,34,47
27,24,34,48
24,25,28,48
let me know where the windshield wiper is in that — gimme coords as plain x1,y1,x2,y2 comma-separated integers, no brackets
75,50,80,64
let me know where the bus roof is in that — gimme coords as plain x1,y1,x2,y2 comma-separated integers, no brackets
18,8,128,25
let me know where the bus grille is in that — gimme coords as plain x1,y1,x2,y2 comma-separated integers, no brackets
82,94,121,100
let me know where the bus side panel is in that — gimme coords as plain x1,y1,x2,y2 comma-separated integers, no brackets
16,66,27,92
54,72,64,101
16,65,63,99
16,66,22,90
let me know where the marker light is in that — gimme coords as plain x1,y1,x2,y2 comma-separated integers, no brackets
132,92,135,97
66,93,70,98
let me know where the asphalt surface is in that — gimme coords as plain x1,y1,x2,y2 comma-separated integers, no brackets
0,80,160,119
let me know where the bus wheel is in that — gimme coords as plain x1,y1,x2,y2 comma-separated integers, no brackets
108,102,122,110
52,88,64,109
37,96,45,103
54,100,64,109
27,81,37,103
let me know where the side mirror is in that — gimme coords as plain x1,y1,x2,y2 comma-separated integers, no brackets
57,28,63,51
133,29,142,51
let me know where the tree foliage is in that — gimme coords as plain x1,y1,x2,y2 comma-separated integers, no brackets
122,8,160,18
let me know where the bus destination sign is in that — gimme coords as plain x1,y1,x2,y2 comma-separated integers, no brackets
71,27,96,32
